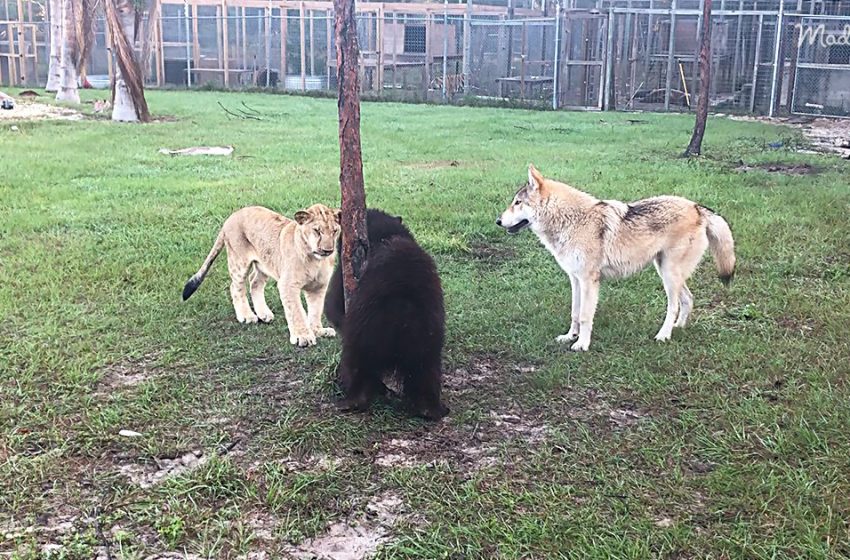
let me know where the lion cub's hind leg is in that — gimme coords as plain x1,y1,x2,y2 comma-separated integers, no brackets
249,266,275,323
227,251,258,324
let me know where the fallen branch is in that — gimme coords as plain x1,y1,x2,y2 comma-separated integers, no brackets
218,101,261,121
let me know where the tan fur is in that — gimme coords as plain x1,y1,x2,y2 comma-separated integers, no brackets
183,204,341,347
498,164,736,351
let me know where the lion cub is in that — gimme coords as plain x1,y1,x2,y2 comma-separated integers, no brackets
182,204,341,347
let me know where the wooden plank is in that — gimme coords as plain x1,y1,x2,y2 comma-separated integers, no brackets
309,8,314,76
7,21,18,85
158,0,543,17
325,8,331,90
16,0,26,83
281,6,288,85
424,12,432,94
299,1,306,89
391,12,397,91
222,0,230,86
157,8,165,86
192,3,201,72
265,2,272,84
376,6,383,93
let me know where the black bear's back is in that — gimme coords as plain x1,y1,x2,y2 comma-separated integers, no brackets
324,209,412,331
342,236,445,377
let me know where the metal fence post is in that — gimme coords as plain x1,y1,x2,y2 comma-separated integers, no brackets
442,0,448,101
664,0,677,111
184,0,192,87
769,1,784,117
603,7,614,110
552,0,561,110
463,0,472,95
750,14,762,113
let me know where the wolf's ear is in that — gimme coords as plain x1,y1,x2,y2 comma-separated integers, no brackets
294,210,311,225
334,209,342,224
528,164,544,191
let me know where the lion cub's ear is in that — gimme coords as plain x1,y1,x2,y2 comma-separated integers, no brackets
294,210,312,225
334,209,342,225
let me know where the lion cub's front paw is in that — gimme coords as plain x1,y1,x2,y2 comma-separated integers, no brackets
315,327,336,338
290,331,317,347
256,310,275,323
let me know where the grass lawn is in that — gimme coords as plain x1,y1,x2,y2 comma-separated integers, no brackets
1,89,849,559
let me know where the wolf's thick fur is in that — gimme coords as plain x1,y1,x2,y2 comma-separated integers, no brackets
498,165,736,351
182,204,341,347
324,209,412,333
332,211,448,420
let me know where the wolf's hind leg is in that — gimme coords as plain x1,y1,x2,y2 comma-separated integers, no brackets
654,256,683,341
675,284,693,328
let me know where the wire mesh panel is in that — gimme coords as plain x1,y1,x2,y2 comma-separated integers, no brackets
791,15,850,118
469,16,557,106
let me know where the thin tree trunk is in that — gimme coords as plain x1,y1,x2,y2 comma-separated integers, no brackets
46,0,62,91
55,0,80,103
106,0,150,122
683,0,712,157
334,0,368,307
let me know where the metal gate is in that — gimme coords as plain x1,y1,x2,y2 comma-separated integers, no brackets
557,10,608,110
791,14,850,118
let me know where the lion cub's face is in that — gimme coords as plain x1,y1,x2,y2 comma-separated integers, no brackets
295,204,342,259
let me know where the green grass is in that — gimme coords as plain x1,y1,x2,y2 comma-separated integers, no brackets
1,89,849,559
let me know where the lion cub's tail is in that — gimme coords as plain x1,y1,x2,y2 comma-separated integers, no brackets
182,231,225,301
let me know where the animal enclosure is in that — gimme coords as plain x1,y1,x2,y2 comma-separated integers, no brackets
2,0,849,115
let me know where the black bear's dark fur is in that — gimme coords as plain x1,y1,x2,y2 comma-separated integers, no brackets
324,209,413,333
327,209,448,421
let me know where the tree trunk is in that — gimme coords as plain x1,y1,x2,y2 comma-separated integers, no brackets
683,0,712,157
334,0,368,307
106,0,150,122
55,0,80,103
46,0,62,92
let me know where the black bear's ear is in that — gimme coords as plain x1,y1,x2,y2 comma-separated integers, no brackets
396,216,403,224
334,209,342,224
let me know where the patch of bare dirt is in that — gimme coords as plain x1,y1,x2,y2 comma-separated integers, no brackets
735,162,818,175
0,100,83,121
775,315,819,336
281,492,406,560
96,352,162,395
117,449,207,488
727,114,850,159
467,241,516,265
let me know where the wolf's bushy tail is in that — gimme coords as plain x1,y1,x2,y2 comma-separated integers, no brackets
703,208,736,286
183,231,225,301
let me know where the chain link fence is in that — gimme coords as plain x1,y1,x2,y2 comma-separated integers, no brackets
2,0,848,118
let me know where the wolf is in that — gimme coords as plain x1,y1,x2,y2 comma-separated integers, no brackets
497,165,736,351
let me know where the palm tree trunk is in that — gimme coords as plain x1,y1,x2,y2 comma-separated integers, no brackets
55,0,80,103
106,0,150,122
46,0,62,92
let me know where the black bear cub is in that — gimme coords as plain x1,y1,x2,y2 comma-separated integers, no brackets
324,209,449,420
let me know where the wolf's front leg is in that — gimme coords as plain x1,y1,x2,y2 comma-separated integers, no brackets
278,282,315,347
557,271,582,343
305,286,336,339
